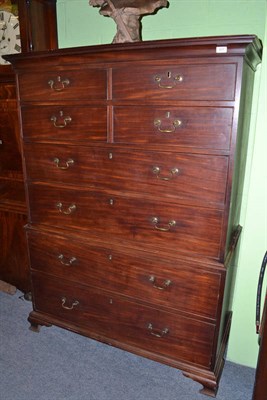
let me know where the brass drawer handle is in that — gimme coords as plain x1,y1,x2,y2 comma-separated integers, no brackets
58,254,77,266
56,202,76,215
51,111,72,128
53,157,74,170
61,297,79,310
154,118,182,133
151,217,176,232
147,323,169,338
148,275,172,290
154,72,183,89
48,76,70,91
152,166,179,181
0,139,2,145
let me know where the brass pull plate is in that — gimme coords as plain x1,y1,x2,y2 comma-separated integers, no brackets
147,323,169,338
154,71,183,89
53,157,74,170
152,166,179,181
56,203,76,215
61,297,79,310
148,275,172,290
151,217,176,232
48,76,70,91
58,254,77,266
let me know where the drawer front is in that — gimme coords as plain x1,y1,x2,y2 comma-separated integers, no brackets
114,106,233,150
18,69,107,101
24,144,228,208
27,229,223,319
21,106,107,142
28,185,223,258
112,63,237,101
32,273,215,367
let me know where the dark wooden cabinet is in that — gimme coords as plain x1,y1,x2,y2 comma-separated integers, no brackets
0,70,30,292
6,35,262,396
0,0,58,293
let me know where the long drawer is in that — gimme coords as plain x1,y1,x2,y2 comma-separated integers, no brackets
112,63,237,101
32,272,215,368
24,144,228,209
27,184,223,258
18,68,107,101
114,106,233,150
27,229,223,320
21,106,107,142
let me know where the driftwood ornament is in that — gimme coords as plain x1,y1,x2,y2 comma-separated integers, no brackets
89,0,168,43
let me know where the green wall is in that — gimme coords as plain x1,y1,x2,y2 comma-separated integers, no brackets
57,0,267,368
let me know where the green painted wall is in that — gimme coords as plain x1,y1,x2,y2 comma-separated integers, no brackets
57,0,267,368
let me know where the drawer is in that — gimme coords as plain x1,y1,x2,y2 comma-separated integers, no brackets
24,144,228,209
114,106,233,150
21,106,107,142
112,63,237,101
18,69,107,101
32,273,215,368
27,229,223,320
28,185,224,258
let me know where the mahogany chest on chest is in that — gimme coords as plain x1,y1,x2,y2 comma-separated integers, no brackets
7,35,262,396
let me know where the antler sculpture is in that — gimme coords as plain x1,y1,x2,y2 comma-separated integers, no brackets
89,0,168,43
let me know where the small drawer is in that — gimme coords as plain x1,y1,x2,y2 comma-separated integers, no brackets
112,63,237,101
32,273,215,368
28,184,224,258
18,69,107,101
24,143,228,209
114,106,233,150
28,229,223,320
21,106,107,142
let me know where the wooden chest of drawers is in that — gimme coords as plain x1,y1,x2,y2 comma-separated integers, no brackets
7,35,262,397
